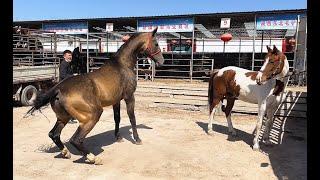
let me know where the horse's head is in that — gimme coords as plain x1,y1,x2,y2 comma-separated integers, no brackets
142,27,164,66
256,45,289,85
72,47,81,60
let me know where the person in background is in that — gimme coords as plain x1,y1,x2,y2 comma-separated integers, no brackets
59,50,74,81
59,50,78,124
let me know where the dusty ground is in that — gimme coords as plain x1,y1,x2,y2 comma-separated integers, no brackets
13,91,307,179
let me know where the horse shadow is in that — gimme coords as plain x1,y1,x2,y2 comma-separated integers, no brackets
196,116,307,180
195,121,254,147
39,124,153,159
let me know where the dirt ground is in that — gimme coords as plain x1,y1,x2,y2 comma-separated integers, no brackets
13,94,307,180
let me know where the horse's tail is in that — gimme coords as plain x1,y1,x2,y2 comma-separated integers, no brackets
208,69,219,113
25,86,59,117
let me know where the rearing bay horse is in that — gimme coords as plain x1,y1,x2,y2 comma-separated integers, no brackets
207,45,289,151
26,28,164,164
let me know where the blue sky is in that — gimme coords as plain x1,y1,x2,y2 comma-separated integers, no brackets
13,0,307,21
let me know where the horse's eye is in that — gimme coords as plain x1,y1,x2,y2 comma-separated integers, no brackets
269,61,274,64
155,43,159,47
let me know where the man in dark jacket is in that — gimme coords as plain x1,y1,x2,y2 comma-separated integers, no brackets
59,50,74,81
59,50,78,123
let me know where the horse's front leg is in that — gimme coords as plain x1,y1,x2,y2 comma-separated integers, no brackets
263,96,280,145
113,102,123,142
263,107,277,145
125,95,142,145
253,101,267,151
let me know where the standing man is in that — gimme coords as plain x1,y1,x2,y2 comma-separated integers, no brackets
59,50,78,123
59,50,74,81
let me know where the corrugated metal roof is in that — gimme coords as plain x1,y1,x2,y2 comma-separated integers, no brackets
14,8,306,23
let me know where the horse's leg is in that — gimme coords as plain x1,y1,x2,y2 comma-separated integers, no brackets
70,108,103,165
225,98,237,136
113,102,123,142
263,97,279,145
253,101,267,151
207,98,220,136
48,119,70,158
125,95,142,145
263,107,276,145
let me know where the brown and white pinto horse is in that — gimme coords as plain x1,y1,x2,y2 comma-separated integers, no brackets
207,45,290,151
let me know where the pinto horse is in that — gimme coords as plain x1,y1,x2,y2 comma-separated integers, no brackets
207,45,290,151
26,28,164,164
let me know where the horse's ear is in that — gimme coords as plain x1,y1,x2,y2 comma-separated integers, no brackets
152,27,158,37
273,45,280,54
266,45,272,53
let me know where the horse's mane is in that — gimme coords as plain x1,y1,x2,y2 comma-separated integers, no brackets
113,33,141,58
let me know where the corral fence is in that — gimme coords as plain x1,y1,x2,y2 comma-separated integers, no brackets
15,14,306,86
51,23,306,86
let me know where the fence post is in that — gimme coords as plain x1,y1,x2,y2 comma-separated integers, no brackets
251,15,257,71
152,60,155,82
86,29,89,73
190,26,195,82
136,60,139,81
211,59,214,71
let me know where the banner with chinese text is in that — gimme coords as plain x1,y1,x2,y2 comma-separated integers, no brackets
42,22,88,34
137,18,194,32
256,14,298,30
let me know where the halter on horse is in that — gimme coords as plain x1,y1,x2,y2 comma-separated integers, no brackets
207,45,290,151
25,28,164,164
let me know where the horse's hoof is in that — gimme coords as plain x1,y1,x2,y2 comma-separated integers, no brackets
135,140,143,145
264,140,273,146
63,151,71,159
229,130,237,136
61,148,71,159
116,136,124,143
207,130,214,136
85,153,96,164
94,157,103,165
253,144,260,151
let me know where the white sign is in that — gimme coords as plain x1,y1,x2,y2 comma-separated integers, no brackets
137,18,194,33
220,18,231,29
106,23,113,32
256,15,298,30
42,22,88,34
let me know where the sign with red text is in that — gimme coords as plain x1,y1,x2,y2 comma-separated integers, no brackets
256,14,298,30
137,18,194,32
42,22,88,34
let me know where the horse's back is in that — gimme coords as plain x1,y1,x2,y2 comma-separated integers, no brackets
214,66,262,104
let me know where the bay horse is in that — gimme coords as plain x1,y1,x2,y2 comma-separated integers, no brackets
26,28,164,164
207,45,290,151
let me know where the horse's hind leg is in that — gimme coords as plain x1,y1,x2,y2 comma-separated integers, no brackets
70,108,103,165
208,98,221,136
113,102,123,142
224,98,237,136
125,96,142,145
48,119,70,158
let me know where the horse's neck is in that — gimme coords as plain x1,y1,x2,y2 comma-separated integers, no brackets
276,59,290,82
116,38,144,69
